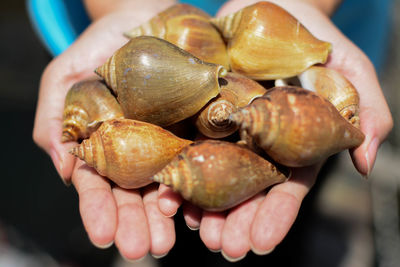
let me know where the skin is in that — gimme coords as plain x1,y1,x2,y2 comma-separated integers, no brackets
157,0,393,261
32,0,393,262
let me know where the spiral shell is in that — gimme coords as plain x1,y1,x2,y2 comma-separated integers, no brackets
231,86,365,167
211,2,332,80
95,36,227,127
194,72,267,138
152,140,289,211
70,119,193,189
124,4,229,69
62,79,123,142
298,66,360,128
124,4,210,38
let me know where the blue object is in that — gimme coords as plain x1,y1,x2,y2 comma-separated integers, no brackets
332,0,393,72
27,0,90,56
27,0,392,72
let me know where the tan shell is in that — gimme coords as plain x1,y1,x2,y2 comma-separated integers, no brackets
194,72,267,138
62,79,123,142
298,66,360,128
70,119,193,189
124,4,229,69
124,4,210,38
211,2,332,80
95,36,227,127
152,140,289,211
231,86,365,167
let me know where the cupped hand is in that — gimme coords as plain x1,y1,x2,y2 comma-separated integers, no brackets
33,8,177,260
157,0,393,262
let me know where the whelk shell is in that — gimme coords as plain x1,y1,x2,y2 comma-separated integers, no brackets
153,140,289,211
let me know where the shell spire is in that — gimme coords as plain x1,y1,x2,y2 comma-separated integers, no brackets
94,36,227,127
232,86,365,167
62,79,123,143
194,72,267,138
69,118,193,189
210,2,332,80
95,56,117,92
210,9,243,41
152,140,289,211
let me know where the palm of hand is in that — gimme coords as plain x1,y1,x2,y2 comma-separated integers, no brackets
33,1,392,263
158,0,392,261
33,12,177,260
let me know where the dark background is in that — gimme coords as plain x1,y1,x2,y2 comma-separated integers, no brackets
0,1,398,267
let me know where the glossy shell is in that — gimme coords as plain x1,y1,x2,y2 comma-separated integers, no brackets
153,140,289,211
70,119,193,189
231,86,365,166
195,72,267,138
298,66,360,128
62,79,123,142
124,4,229,69
95,36,227,127
211,2,332,80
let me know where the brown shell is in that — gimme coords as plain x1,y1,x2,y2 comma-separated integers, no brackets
124,4,210,38
231,86,365,167
211,2,332,80
95,36,227,127
298,66,360,128
152,140,289,211
62,79,123,142
70,119,193,189
194,72,267,138
124,4,229,69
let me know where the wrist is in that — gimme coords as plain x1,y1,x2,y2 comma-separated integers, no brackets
83,0,177,21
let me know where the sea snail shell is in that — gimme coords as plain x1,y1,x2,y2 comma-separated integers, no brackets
124,4,230,69
231,86,365,167
96,36,227,127
275,66,361,128
211,1,332,80
194,72,267,138
62,79,123,142
70,119,193,189
298,66,360,128
152,140,290,211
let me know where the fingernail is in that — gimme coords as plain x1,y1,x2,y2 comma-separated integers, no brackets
221,250,247,262
186,223,199,231
93,240,114,249
121,253,147,263
365,137,379,177
50,148,70,186
250,245,275,255
209,248,221,253
151,252,168,259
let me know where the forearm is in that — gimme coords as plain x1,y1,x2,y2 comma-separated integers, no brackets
83,0,177,20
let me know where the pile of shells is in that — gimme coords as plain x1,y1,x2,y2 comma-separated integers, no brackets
64,2,364,211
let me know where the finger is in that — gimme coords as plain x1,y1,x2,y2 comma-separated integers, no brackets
113,187,150,261
72,160,117,248
199,211,226,252
143,184,176,258
220,193,265,261
347,60,392,176
182,201,202,231
157,184,182,217
33,60,96,184
32,13,132,184
325,39,393,176
250,164,321,254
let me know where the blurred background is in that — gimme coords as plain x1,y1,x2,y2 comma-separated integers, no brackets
0,1,398,266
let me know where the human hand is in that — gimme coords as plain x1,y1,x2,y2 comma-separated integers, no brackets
157,0,393,261
33,3,179,260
